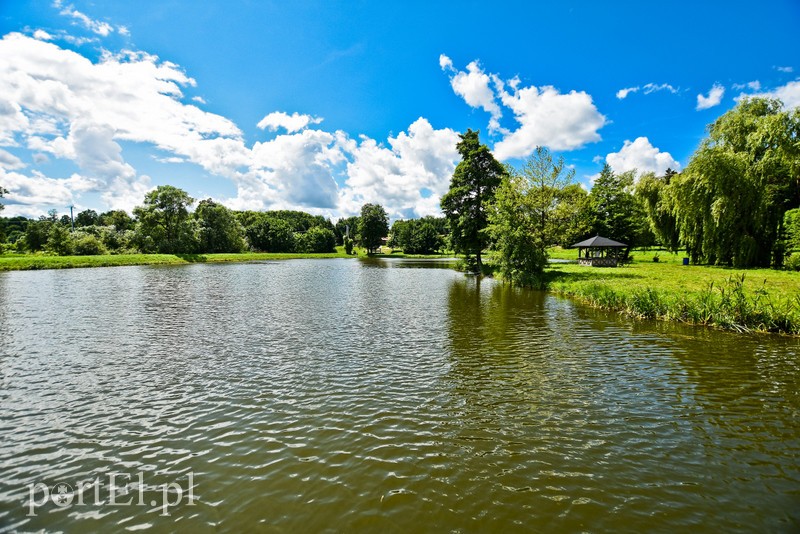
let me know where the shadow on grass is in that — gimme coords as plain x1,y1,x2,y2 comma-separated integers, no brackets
542,266,646,285
175,254,208,263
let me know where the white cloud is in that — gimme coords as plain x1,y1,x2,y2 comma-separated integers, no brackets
1,33,463,218
776,66,794,73
444,59,504,133
697,83,725,110
339,117,460,218
0,148,25,170
616,86,639,99
604,137,680,177
642,83,678,95
256,111,323,133
616,83,678,100
443,56,606,158
732,80,761,91
494,81,606,158
0,167,100,217
743,80,800,109
33,30,53,41
57,3,114,36
192,96,206,104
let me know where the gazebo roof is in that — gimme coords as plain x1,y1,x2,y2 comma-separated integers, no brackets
571,235,628,248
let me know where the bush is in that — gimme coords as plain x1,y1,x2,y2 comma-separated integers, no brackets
72,233,107,255
344,236,354,255
295,226,336,253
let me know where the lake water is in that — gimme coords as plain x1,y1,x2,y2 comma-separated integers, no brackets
0,258,798,532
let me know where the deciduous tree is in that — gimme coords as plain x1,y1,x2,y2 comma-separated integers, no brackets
359,203,389,254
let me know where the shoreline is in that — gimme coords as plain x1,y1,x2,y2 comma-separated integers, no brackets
3,250,798,336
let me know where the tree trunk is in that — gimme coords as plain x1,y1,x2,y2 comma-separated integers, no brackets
476,250,483,274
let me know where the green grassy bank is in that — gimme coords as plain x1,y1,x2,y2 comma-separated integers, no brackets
544,247,800,335
0,250,354,271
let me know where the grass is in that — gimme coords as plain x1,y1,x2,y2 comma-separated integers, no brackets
0,249,354,271
543,247,800,335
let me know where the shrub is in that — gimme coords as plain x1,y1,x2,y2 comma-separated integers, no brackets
72,233,107,255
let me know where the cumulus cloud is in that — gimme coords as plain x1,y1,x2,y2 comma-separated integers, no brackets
1,32,462,218
339,117,460,218
604,137,680,177
697,83,725,110
442,56,606,159
494,81,606,158
742,80,800,109
441,56,503,133
257,111,323,133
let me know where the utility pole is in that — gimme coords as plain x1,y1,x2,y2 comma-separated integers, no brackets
68,205,75,232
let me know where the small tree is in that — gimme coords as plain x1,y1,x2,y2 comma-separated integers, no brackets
295,226,336,253
46,224,73,255
359,203,389,254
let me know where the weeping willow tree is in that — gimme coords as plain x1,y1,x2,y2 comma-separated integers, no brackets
669,98,800,267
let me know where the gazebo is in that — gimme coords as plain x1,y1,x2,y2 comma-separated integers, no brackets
571,235,628,267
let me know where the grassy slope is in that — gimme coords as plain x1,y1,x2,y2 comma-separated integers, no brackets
544,247,800,334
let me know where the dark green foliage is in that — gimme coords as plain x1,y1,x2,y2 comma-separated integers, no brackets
785,208,800,251
670,98,800,267
636,170,680,251
551,184,592,246
46,224,73,255
587,164,654,249
132,185,197,253
295,226,336,253
390,218,443,254
359,203,389,254
194,199,245,253
98,210,134,232
24,219,51,251
72,232,106,255
343,236,354,255
335,216,361,245
441,129,505,271
75,209,98,227
245,217,295,252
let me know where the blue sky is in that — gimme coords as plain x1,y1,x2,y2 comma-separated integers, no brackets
1,0,798,219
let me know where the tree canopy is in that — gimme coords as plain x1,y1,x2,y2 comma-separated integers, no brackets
669,97,800,266
359,203,389,254
486,147,576,286
132,185,196,253
440,129,506,272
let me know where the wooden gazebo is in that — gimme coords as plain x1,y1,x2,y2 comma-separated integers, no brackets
571,235,628,267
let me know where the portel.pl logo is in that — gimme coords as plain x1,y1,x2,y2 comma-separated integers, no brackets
27,472,195,517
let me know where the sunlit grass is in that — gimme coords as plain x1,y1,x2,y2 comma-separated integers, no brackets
0,250,354,271
544,247,800,334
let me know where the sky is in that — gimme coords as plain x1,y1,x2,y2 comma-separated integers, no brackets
0,0,798,220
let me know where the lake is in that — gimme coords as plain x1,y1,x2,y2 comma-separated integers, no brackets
0,258,798,532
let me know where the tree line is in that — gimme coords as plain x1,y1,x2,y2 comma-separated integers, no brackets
441,97,800,284
0,186,406,256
